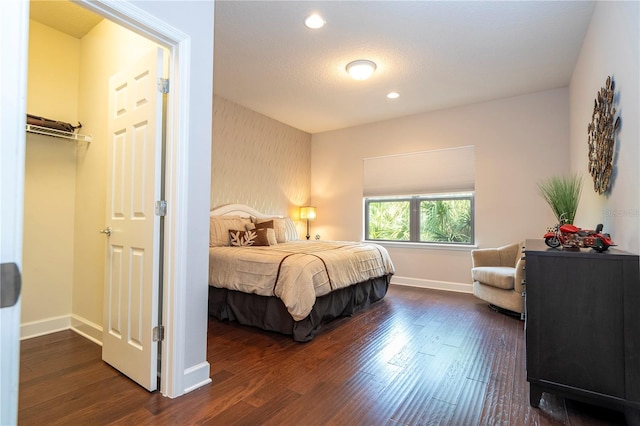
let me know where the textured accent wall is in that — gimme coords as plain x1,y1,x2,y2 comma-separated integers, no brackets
212,95,311,217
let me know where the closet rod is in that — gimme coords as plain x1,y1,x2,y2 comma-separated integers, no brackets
26,124,92,143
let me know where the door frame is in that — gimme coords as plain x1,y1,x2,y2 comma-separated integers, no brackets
76,0,195,398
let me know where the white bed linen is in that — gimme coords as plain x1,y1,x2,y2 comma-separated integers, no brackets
209,240,395,321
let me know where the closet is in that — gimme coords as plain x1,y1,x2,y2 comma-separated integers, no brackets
22,8,160,344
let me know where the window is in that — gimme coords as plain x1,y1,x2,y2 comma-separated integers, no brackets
365,193,474,244
363,146,475,246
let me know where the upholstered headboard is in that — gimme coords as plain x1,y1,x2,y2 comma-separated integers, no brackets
210,204,282,219
209,204,297,245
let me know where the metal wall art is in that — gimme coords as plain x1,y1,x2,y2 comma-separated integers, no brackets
587,76,620,194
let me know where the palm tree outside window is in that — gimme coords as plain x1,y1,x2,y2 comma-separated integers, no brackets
364,193,474,245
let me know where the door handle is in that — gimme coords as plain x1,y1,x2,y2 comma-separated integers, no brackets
100,226,112,237
1,263,21,309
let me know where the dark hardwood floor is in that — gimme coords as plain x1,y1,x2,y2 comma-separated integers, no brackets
19,285,630,425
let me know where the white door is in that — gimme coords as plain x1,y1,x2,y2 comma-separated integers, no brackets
0,0,28,423
102,48,165,391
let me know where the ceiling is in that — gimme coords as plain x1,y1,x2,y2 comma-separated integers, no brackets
30,1,102,39
30,1,597,134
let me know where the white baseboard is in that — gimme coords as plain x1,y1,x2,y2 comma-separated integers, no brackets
391,275,473,294
20,314,103,345
182,362,212,394
70,314,103,346
20,315,71,340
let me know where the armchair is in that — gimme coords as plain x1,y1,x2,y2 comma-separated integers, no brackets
471,242,525,318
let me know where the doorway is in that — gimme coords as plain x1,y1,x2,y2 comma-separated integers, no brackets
22,0,168,393
4,2,213,412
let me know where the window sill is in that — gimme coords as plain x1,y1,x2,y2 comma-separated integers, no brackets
364,240,478,251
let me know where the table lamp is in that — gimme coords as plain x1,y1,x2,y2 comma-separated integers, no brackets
299,206,317,240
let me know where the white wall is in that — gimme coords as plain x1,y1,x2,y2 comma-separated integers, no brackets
311,88,570,290
569,0,639,254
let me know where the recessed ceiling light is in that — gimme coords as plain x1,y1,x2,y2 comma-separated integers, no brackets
304,14,325,29
387,92,400,99
346,60,377,81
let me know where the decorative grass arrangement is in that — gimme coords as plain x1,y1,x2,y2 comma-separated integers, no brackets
537,173,583,224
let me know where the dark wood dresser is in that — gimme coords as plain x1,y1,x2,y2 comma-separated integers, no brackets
524,238,640,416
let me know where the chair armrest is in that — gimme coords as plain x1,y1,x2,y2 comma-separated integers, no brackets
471,248,500,267
498,243,521,266
514,256,526,294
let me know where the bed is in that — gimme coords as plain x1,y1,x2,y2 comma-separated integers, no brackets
208,204,395,342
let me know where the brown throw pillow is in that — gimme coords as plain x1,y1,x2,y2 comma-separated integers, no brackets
254,220,274,230
245,222,277,245
253,221,279,244
228,228,270,247
254,219,286,243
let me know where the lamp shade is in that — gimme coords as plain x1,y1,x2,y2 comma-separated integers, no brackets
299,206,317,220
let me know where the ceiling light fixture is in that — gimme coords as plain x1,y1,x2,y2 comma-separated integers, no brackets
304,14,325,29
346,60,377,81
387,92,400,99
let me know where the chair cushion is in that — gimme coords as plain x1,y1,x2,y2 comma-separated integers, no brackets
471,266,515,290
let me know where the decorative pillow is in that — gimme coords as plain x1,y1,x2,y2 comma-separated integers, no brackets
265,228,278,245
254,218,287,243
247,218,278,246
245,222,277,245
210,216,252,247
228,228,270,247
253,220,273,230
283,217,299,241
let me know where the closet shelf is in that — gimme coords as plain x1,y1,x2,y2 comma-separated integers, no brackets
26,124,92,143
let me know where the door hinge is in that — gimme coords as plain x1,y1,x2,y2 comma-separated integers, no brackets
158,78,169,94
155,200,167,217
153,325,165,342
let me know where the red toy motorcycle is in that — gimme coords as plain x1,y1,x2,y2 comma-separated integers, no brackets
544,221,615,252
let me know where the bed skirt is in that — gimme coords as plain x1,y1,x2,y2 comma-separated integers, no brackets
208,274,391,342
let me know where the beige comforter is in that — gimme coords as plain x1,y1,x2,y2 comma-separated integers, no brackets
209,240,395,321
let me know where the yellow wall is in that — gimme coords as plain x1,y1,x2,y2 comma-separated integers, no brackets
22,20,80,331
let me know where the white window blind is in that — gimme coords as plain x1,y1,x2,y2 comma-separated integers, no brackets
363,146,475,197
